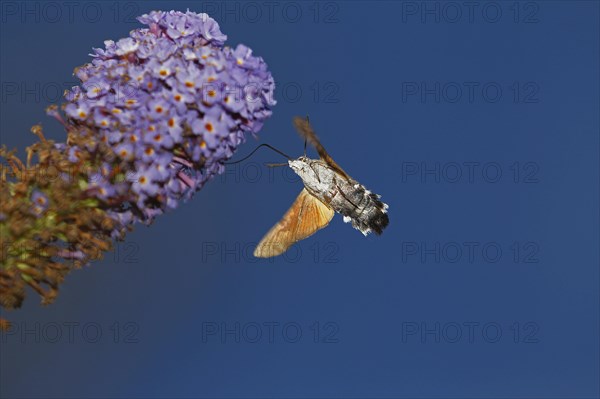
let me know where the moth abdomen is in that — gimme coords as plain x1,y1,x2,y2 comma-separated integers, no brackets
367,207,390,235
339,182,389,236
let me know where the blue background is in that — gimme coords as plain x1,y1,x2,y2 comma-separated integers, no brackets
1,1,598,398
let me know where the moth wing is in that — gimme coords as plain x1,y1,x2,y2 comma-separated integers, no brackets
292,116,351,180
254,188,334,258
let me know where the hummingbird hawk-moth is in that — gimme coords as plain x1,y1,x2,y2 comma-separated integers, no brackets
253,116,389,258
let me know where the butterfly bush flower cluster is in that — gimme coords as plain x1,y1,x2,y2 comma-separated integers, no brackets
64,10,275,232
0,10,275,329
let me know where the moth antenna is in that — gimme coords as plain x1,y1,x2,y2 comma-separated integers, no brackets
224,143,292,165
265,162,288,168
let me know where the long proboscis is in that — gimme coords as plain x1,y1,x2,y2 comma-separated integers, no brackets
224,143,292,165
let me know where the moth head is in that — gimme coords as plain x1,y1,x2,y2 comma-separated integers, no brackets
289,157,313,178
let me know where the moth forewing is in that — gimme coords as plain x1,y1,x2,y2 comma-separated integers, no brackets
254,188,334,258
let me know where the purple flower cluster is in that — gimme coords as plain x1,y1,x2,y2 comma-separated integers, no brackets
63,10,275,231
